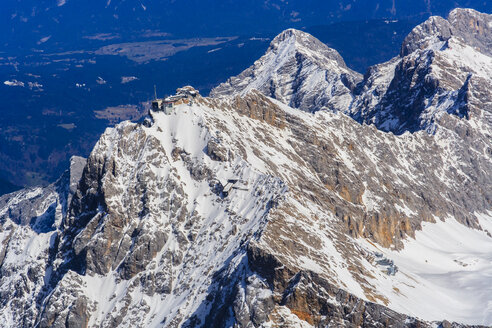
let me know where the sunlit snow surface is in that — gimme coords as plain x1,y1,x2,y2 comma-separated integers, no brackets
359,212,492,325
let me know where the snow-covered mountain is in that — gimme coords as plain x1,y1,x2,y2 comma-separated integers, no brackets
210,29,362,113
352,8,492,134
212,9,492,136
1,8,492,328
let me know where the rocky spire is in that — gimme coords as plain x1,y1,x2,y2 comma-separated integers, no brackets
352,8,492,134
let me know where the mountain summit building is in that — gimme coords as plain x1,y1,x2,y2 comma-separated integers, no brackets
152,86,198,114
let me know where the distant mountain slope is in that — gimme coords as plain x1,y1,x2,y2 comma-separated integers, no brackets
353,8,492,134
211,29,362,113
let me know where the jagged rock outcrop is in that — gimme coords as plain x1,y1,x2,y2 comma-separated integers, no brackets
210,29,362,113
0,156,86,326
352,8,492,134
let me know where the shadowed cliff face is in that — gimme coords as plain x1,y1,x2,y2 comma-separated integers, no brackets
0,9,492,328
353,8,492,135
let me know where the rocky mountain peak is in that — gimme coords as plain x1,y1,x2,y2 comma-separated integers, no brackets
267,28,348,68
400,15,452,56
210,28,362,113
352,9,492,134
448,8,492,56
401,8,492,57
211,11,492,136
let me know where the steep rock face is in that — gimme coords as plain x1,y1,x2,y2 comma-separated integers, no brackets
353,8,492,134
62,123,171,278
446,8,492,56
210,29,362,113
197,243,434,328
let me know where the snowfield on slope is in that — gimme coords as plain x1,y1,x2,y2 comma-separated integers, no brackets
358,213,492,325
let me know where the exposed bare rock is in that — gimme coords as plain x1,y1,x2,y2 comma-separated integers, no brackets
232,90,287,128
206,138,229,162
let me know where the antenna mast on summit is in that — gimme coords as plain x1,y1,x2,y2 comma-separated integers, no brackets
154,85,157,100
